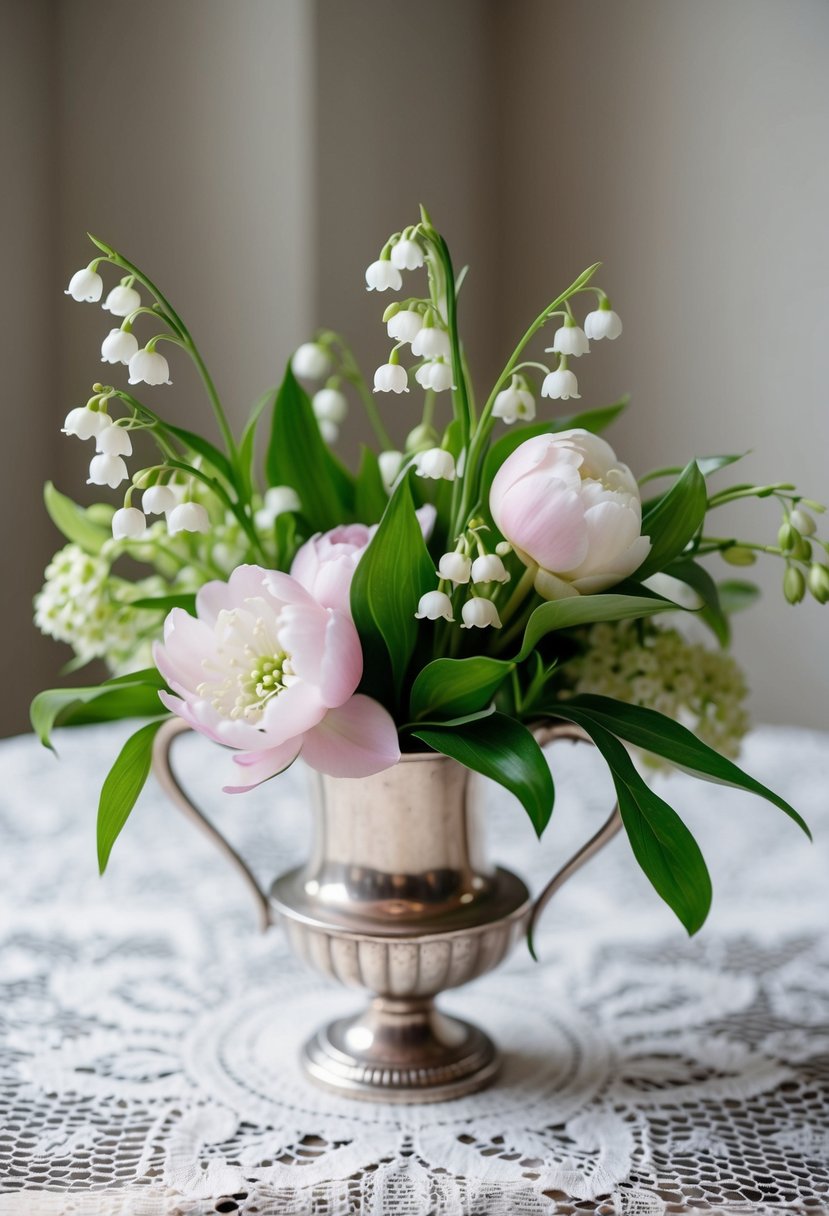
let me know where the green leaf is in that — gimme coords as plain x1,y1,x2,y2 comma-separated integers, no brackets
273,510,299,569
639,453,747,486
238,387,275,498
354,446,390,524
44,482,111,554
517,592,675,661
483,398,628,490
350,473,435,703
165,423,235,485
265,365,354,530
130,592,197,614
409,657,515,721
31,671,167,751
546,707,712,933
97,720,164,873
664,559,730,646
560,695,811,837
412,713,555,837
635,461,708,579
719,579,761,615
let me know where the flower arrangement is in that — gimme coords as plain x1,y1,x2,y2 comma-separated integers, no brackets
34,207,827,939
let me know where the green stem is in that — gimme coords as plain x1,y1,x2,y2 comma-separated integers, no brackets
498,563,537,624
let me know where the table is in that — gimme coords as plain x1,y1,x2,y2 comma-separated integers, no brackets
0,722,828,1215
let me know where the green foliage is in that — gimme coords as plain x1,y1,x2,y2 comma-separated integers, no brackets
639,452,746,486
635,461,708,579
238,387,275,498
30,669,167,751
44,482,111,554
97,721,164,873
517,592,675,660
664,559,730,646
130,592,198,614
409,656,515,721
354,446,390,524
718,580,761,614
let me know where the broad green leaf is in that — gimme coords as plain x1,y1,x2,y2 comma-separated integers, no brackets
664,559,729,646
354,446,390,524
560,695,810,837
409,657,515,721
97,720,164,873
350,473,435,703
546,707,712,933
165,423,234,485
265,365,355,530
635,461,708,579
639,453,746,486
130,593,197,614
517,592,674,661
44,482,111,554
719,579,761,615
483,398,628,489
31,671,167,751
413,713,555,837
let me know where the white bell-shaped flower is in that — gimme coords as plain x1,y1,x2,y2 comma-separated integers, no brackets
584,307,623,340
111,507,147,540
386,309,423,344
128,348,171,386
492,377,535,424
62,406,112,440
291,342,330,379
548,322,590,357
96,425,133,457
102,283,141,317
415,590,455,622
167,502,209,535
101,328,139,365
88,453,129,488
365,259,403,292
413,448,455,481
319,418,339,444
254,485,301,529
312,387,348,423
378,450,404,492
541,366,580,400
461,597,502,629
65,267,103,302
142,485,177,515
391,238,424,271
415,360,453,392
471,554,509,584
373,363,409,393
437,552,471,584
411,326,451,360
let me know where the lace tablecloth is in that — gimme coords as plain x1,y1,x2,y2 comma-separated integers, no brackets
1,722,828,1215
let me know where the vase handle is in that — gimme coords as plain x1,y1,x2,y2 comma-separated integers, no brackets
526,721,623,952
152,718,273,931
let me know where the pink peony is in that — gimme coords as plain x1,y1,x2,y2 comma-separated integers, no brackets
154,565,400,791
489,429,651,599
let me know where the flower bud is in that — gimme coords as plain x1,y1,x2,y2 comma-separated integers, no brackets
413,448,456,482
415,590,455,622
460,597,502,629
807,563,829,604
378,450,404,492
471,554,509,584
783,565,806,604
495,540,513,557
792,535,813,562
312,387,348,424
438,552,472,584
167,502,210,535
721,546,757,566
111,507,147,540
291,342,330,379
790,508,817,536
802,499,827,514
405,423,439,453
777,523,796,551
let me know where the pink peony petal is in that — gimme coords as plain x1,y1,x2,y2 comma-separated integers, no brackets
301,694,400,778
317,611,363,707
195,565,270,625
258,679,326,747
224,737,303,793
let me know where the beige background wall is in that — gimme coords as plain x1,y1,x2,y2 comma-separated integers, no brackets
2,0,827,735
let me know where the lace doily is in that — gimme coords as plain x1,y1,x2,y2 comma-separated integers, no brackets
1,723,828,1215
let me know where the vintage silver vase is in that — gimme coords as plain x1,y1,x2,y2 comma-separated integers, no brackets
154,718,621,1103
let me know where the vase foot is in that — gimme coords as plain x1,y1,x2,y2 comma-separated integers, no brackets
301,996,499,1103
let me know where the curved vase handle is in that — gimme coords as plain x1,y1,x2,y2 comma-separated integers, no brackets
526,721,623,952
152,718,273,931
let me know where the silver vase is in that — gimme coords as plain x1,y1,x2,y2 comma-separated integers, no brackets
154,719,621,1103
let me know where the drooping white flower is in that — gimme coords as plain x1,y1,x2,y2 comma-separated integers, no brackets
102,283,141,317
96,425,133,456
391,238,424,271
378,450,404,492
128,348,171,386
492,376,535,424
413,448,456,481
541,366,580,400
318,418,339,444
254,486,301,530
88,453,129,488
111,507,147,540
312,387,348,424
548,323,590,357
65,267,103,302
62,406,112,440
584,307,623,340
101,328,139,365
415,590,455,622
373,363,409,393
438,552,471,584
167,502,210,535
411,325,451,360
365,259,403,292
386,309,423,344
415,360,453,392
461,598,502,629
142,485,178,515
471,554,509,584
291,342,330,379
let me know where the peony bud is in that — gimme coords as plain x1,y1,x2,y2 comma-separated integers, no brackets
808,563,829,604
128,348,171,387
460,597,502,629
291,342,330,380
783,565,806,604
584,306,623,340
142,485,177,515
167,502,210,535
312,387,348,424
65,266,103,302
111,507,147,540
365,259,403,292
438,552,472,584
415,590,455,622
471,554,509,584
102,283,141,317
413,448,456,481
88,453,129,488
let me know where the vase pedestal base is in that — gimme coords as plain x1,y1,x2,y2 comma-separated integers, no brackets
301,996,499,1103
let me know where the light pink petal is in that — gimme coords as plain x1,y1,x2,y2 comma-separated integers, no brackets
308,556,359,615
289,535,322,592
260,569,318,609
153,613,216,695
158,690,265,750
318,611,363,706
258,679,326,746
301,695,400,778
495,480,589,572
194,565,267,625
276,602,328,685
224,737,303,793
564,499,642,578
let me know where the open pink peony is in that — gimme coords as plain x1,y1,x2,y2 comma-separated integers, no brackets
153,564,400,791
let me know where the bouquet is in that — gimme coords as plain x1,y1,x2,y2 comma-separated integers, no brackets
33,207,826,939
